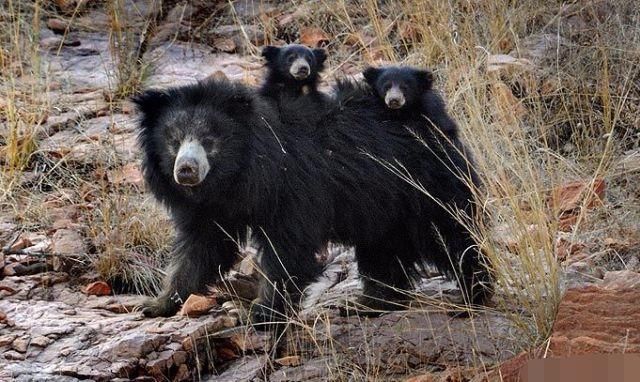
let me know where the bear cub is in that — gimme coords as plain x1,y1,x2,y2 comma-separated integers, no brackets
260,44,327,102
363,66,458,140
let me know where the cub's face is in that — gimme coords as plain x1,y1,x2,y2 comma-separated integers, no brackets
262,44,327,81
363,67,433,110
134,88,250,189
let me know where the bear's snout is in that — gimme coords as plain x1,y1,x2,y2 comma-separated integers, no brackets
385,87,405,109
290,58,311,80
175,161,200,185
173,138,211,186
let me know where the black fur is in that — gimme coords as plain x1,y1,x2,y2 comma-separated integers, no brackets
363,66,459,140
134,78,492,325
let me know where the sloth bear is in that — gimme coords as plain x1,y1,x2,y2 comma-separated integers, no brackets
260,44,327,103
363,66,459,140
134,78,492,325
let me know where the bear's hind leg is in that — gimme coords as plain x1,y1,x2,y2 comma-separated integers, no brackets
429,222,494,310
250,241,323,329
344,239,417,316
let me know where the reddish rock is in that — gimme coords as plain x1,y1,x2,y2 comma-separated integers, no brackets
549,285,640,357
490,350,540,382
83,281,112,296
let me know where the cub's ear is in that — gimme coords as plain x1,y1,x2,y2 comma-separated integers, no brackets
312,48,327,66
261,46,281,62
414,69,434,90
131,89,169,118
362,67,382,85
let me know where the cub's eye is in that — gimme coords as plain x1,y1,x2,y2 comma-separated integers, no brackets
287,55,296,63
383,83,392,92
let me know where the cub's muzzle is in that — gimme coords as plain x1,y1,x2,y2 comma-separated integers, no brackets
385,87,405,109
173,138,210,186
290,58,311,80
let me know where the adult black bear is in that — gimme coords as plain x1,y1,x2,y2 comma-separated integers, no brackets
363,66,459,140
134,78,492,325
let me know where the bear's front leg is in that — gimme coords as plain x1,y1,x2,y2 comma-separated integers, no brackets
142,227,239,317
250,240,322,330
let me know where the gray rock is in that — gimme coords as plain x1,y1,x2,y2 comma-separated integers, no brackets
208,355,269,382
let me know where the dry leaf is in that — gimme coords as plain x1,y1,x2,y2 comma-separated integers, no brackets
178,294,216,317
275,355,302,367
550,178,606,214
555,237,586,262
300,27,329,47
83,281,112,296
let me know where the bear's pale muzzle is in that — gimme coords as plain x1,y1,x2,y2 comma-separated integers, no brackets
385,86,405,109
173,138,210,186
290,58,311,80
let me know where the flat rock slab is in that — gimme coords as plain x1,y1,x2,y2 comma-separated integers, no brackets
0,282,236,381
285,309,518,380
144,42,263,88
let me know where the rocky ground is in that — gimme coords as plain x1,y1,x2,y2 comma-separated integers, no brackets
1,0,639,381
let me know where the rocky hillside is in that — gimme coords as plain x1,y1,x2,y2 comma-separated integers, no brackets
1,0,639,381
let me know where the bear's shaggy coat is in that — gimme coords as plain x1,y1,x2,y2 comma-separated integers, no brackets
134,78,491,323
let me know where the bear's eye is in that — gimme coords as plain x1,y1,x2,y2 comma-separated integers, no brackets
382,83,392,92
167,135,181,147
201,137,216,150
287,55,296,63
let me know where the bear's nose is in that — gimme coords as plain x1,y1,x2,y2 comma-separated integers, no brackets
296,66,309,76
175,162,200,185
290,58,311,79
387,98,403,109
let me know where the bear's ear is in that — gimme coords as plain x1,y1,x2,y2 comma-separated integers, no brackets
313,48,327,66
362,67,382,85
131,89,169,118
261,46,280,63
225,91,254,117
414,69,434,90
